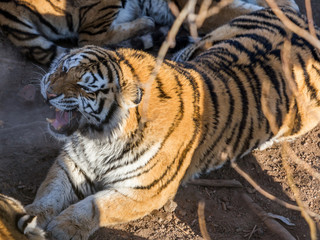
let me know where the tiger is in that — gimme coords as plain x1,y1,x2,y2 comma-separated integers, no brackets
0,0,299,65
25,5,320,240
0,193,45,240
0,0,174,65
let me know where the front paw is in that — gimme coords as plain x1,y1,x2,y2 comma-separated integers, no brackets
47,214,91,240
25,204,55,229
138,16,155,33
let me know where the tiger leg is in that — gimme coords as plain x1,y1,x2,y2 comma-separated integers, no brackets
78,17,155,46
25,158,83,229
46,188,169,240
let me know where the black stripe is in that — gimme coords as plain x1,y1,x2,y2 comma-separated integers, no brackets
230,18,286,36
156,77,171,100
0,9,33,29
57,161,85,200
66,13,73,32
239,118,254,155
20,215,34,232
223,67,249,154
15,2,60,34
291,100,302,134
297,54,320,106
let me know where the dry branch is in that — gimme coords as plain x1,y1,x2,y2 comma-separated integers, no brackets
282,143,317,240
198,200,211,240
305,0,316,38
231,161,320,220
242,193,296,240
189,179,242,188
265,0,320,50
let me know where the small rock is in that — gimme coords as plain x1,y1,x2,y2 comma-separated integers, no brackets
247,188,256,194
178,209,187,216
220,196,228,202
221,202,227,211
166,213,173,221
163,199,177,213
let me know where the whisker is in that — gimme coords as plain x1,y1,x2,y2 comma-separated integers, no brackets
31,63,47,74
78,109,89,121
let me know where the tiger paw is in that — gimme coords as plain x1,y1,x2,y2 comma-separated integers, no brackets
25,204,55,229
46,216,91,240
137,16,155,33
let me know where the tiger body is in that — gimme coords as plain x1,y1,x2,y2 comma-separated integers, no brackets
0,0,174,64
0,194,45,240
26,6,320,240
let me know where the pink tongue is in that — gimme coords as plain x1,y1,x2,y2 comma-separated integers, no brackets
52,111,70,130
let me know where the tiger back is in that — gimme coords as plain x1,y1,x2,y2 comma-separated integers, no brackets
25,5,320,240
0,194,45,240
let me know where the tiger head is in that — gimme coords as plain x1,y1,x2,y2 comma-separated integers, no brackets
41,46,143,139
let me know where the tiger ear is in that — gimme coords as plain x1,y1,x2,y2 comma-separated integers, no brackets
120,83,143,108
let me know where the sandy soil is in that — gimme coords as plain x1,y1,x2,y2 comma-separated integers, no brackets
1,1,320,239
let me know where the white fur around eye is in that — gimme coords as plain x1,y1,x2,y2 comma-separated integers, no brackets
62,55,84,71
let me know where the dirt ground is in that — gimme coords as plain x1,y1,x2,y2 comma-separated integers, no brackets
1,1,320,239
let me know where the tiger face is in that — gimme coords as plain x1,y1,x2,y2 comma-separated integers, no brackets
41,46,142,139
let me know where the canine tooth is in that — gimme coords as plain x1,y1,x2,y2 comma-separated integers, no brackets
46,118,54,123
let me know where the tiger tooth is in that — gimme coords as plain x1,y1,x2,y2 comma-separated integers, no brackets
46,118,54,123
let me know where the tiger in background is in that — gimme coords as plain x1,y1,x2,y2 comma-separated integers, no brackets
23,2,320,239
0,0,298,65
0,0,174,65
0,194,45,240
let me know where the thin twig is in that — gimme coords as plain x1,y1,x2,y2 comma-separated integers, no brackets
231,161,320,220
242,193,296,240
265,0,320,50
196,0,234,28
189,179,242,188
285,145,320,181
282,143,317,240
305,0,316,38
198,200,211,240
247,225,257,240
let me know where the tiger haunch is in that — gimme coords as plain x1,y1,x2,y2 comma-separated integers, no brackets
27,6,320,240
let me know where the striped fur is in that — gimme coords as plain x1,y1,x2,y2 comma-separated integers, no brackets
0,0,174,64
0,194,45,240
26,6,320,240
171,0,299,34
0,0,298,65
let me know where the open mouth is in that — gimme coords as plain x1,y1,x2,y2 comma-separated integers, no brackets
46,108,81,136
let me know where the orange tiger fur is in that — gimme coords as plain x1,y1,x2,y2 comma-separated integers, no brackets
26,6,320,240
